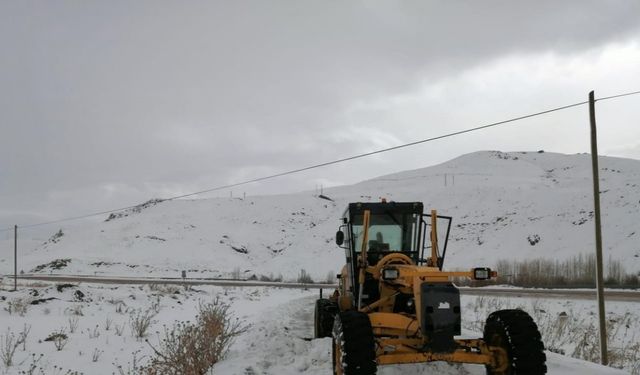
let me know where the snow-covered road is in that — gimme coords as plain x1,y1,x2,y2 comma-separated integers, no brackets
0,279,634,374
215,294,629,375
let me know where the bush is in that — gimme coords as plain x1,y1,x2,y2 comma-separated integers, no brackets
486,254,638,288
4,298,29,316
1,329,21,367
130,309,156,339
325,271,336,284
146,299,247,374
45,330,68,351
297,269,313,284
149,283,180,295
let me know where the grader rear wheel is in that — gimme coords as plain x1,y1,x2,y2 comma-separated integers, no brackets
332,311,377,375
484,309,547,375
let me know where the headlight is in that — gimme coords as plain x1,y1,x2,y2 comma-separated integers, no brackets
382,268,399,280
473,267,492,280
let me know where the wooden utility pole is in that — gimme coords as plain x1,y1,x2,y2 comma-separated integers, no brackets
14,225,17,291
589,90,608,365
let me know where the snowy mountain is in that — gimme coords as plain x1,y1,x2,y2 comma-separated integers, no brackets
4,150,640,280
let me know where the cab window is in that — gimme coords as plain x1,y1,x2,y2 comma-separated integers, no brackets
351,212,418,253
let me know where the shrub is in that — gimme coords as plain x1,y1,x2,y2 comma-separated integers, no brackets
5,298,29,316
487,254,639,288
45,330,68,351
230,267,241,280
145,299,247,374
297,269,313,284
130,309,156,339
258,273,283,282
92,348,103,363
114,323,125,337
68,317,79,333
149,283,180,295
325,271,336,284
1,330,19,367
0,324,30,368
31,258,71,273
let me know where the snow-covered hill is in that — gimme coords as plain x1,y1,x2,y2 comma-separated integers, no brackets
3,151,640,280
1,150,639,374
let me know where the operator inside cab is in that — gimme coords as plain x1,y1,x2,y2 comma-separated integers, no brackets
349,202,422,265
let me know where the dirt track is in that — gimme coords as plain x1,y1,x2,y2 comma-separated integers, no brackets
6,274,640,302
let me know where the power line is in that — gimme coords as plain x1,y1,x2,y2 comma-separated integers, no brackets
5,90,640,231
168,99,590,200
596,90,640,102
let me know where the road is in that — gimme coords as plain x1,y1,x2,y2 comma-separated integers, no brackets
5,274,640,302
457,286,640,302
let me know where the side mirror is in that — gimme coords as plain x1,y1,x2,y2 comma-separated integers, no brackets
335,231,344,246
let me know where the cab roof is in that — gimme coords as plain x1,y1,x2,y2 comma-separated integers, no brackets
343,201,424,219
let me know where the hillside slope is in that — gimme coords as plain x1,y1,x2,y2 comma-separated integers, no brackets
4,151,639,280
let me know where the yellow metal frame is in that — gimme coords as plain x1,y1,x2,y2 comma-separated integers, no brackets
367,313,508,370
332,207,507,372
376,340,507,370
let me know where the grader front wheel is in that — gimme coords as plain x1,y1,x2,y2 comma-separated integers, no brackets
484,309,547,375
332,311,377,375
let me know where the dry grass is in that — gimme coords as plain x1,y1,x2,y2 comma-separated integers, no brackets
130,309,156,340
45,330,69,351
114,323,126,337
91,348,103,363
296,269,313,284
144,298,248,374
1,330,21,367
0,324,30,368
68,317,79,333
494,254,638,288
148,284,181,295
465,296,640,374
5,297,30,316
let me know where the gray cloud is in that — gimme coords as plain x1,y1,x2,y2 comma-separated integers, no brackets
1,1,640,229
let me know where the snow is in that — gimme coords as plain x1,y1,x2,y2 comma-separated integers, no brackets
215,293,633,375
0,150,639,373
2,151,639,281
0,280,636,373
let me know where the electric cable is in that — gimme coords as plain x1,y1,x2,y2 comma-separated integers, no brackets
167,99,590,200
5,90,640,230
595,90,640,102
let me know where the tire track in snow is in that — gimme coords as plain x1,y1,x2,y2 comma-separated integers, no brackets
214,293,628,375
214,295,481,375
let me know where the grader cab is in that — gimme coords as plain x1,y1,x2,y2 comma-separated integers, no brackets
315,201,546,375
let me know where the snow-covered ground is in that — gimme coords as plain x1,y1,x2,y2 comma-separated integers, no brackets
2,151,639,282
1,150,639,373
0,280,634,374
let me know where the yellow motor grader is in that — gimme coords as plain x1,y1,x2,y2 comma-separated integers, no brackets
314,201,546,374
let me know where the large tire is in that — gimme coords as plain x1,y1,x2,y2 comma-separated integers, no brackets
314,299,337,338
484,309,547,375
332,311,377,375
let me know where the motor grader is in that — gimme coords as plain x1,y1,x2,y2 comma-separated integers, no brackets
314,201,546,374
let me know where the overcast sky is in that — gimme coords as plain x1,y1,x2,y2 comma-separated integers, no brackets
1,1,640,232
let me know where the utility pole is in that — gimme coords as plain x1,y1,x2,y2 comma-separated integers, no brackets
589,90,608,365
14,225,17,291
